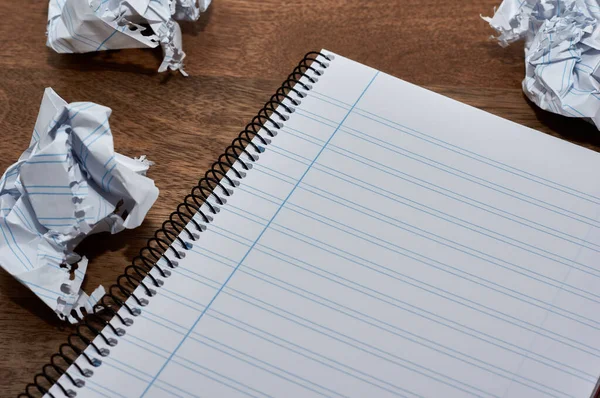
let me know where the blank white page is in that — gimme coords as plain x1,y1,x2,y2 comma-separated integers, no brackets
48,50,600,398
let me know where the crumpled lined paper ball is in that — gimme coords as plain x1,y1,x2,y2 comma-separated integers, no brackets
0,88,159,322
46,0,211,75
484,0,600,128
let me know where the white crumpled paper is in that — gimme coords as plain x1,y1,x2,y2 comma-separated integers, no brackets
46,0,211,75
0,88,159,322
484,0,600,128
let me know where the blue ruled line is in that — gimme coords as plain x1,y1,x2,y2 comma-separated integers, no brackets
213,203,600,365
292,96,600,225
189,334,344,398
184,225,596,384
264,136,600,254
139,71,380,397
206,311,410,397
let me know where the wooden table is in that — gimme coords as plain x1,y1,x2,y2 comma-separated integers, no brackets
1,0,598,396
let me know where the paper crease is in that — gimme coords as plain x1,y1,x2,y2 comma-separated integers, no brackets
484,0,600,128
0,88,159,322
46,0,212,74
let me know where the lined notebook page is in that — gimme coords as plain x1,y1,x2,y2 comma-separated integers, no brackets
49,50,600,398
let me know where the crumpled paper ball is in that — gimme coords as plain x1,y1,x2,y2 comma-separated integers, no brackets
46,0,212,75
484,0,600,128
0,88,159,322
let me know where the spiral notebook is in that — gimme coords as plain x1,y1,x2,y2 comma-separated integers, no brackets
36,50,600,398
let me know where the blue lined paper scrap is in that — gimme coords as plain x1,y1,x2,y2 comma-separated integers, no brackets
0,87,158,322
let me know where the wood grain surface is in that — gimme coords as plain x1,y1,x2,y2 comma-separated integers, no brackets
1,0,599,396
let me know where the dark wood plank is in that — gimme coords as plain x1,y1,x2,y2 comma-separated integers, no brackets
0,0,597,396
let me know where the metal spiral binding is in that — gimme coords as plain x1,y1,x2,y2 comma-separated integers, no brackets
20,50,332,398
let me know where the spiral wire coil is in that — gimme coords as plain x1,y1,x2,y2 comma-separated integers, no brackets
19,51,332,398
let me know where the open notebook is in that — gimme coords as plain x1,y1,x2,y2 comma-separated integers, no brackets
38,50,600,398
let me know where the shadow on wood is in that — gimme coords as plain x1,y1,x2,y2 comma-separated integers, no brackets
0,266,70,330
46,49,161,75
74,227,138,263
525,94,600,150
179,5,214,36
